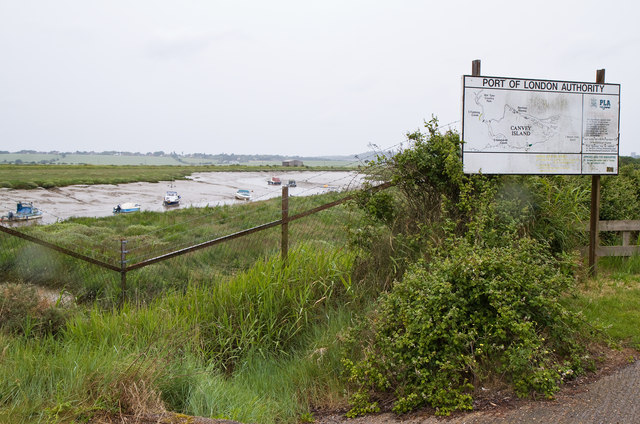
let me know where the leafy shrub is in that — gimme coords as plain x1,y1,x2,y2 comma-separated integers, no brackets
349,118,466,289
343,238,589,416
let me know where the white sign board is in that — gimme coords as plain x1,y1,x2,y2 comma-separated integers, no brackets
462,75,620,174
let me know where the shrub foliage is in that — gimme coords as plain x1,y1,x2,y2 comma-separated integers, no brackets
344,238,588,416
344,118,592,416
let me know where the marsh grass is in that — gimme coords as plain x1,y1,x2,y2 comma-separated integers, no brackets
0,164,346,189
0,246,357,423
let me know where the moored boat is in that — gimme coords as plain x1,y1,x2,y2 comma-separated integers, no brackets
113,202,141,214
0,202,43,222
163,191,181,206
235,189,251,201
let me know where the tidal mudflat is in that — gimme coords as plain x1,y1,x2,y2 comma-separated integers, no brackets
0,171,362,224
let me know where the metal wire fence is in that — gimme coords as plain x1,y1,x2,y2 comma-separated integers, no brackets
0,181,391,306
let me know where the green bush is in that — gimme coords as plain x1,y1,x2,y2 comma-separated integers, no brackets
343,238,589,416
349,118,466,289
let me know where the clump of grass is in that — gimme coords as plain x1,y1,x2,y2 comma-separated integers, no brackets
0,283,69,337
598,255,640,276
161,245,355,370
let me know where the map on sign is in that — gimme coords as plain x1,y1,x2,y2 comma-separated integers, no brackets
462,76,620,175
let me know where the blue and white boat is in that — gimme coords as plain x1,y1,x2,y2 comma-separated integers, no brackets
235,189,251,201
113,202,141,214
1,202,43,222
163,191,181,206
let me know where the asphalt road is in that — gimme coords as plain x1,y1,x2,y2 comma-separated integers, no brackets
316,359,640,424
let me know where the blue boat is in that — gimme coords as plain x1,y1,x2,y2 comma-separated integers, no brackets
1,202,43,222
113,202,141,214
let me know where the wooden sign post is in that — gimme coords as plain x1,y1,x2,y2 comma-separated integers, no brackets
588,68,606,277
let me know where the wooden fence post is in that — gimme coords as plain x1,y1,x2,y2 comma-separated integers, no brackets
120,239,128,307
472,59,481,77
281,185,289,262
588,69,605,277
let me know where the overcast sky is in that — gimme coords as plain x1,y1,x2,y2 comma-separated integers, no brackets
0,1,638,157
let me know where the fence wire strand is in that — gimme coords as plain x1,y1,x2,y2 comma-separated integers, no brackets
2,125,463,302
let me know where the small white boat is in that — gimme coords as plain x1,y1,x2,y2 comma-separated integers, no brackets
235,189,251,201
113,202,141,214
163,191,181,206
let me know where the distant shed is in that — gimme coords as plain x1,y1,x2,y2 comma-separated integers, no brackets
282,159,303,167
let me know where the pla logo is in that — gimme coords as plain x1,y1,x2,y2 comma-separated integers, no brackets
599,99,611,110
590,98,598,108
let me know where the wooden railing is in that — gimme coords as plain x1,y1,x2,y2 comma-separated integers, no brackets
587,220,640,257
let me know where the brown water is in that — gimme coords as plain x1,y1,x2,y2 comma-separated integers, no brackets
0,171,362,224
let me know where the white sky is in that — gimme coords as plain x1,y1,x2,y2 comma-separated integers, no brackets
0,0,638,157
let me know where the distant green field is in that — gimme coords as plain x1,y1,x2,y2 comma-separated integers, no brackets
0,153,355,168
0,164,206,189
0,163,356,189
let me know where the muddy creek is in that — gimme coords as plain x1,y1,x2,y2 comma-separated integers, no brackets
0,171,362,224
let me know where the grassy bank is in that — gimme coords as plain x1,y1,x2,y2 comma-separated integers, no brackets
0,174,379,422
565,256,640,350
0,164,353,189
0,247,362,423
0,188,366,422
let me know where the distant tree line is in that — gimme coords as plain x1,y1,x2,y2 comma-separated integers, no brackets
2,150,337,162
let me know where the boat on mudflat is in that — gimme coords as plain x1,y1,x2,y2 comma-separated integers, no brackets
235,189,251,201
163,191,181,206
113,202,141,214
1,202,43,222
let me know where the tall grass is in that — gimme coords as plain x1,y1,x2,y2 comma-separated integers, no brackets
160,245,355,368
0,246,358,423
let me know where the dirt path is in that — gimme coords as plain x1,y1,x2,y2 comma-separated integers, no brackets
315,353,640,424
